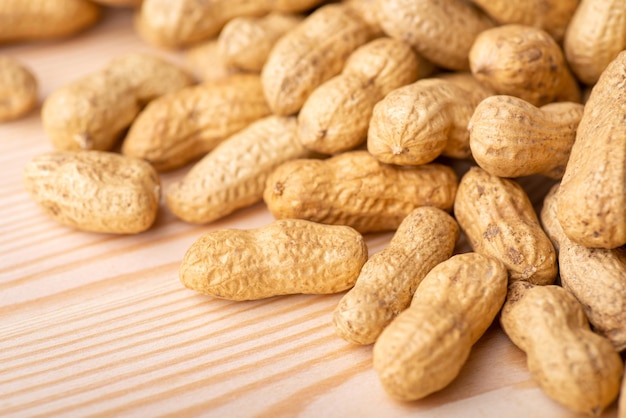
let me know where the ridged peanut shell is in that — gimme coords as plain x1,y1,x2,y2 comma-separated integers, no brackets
0,56,38,122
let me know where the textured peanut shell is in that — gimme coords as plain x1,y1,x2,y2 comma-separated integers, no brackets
122,74,271,171
23,150,160,234
333,207,459,345
0,56,38,122
368,78,490,165
298,37,423,154
179,219,368,301
42,53,193,152
264,150,458,233
469,0,577,42
469,24,581,106
261,4,375,116
557,51,626,250
185,39,241,82
166,116,313,224
454,167,557,285
564,0,626,85
373,253,508,401
218,13,302,72
0,0,100,43
469,96,584,179
377,0,493,71
500,281,623,415
541,185,626,352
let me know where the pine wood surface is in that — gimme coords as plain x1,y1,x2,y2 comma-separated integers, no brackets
0,7,617,418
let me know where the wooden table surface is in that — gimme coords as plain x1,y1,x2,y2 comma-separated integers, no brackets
0,7,618,418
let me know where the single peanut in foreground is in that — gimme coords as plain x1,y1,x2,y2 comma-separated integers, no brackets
373,253,508,401
333,207,459,345
263,150,458,233
0,56,38,122
179,219,368,301
23,150,160,234
500,281,623,415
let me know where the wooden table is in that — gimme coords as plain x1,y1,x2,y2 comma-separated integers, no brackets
0,7,617,417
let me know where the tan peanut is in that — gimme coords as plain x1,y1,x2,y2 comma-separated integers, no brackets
454,167,557,285
122,74,271,172
166,116,314,224
469,95,584,179
298,37,424,154
0,56,38,122
264,150,458,233
541,184,626,352
500,281,623,415
564,0,626,85
469,0,578,42
557,51,626,250
185,39,240,82
179,219,368,301
469,24,581,106
42,53,193,152
136,0,327,48
217,13,302,73
261,4,376,116
373,253,508,401
23,150,160,234
377,0,493,71
333,207,459,345
367,78,491,165
0,0,100,43
344,0,383,35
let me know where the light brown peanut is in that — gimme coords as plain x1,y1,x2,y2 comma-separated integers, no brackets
263,150,458,233
298,37,425,155
373,252,508,401
564,0,626,85
469,24,581,106
541,184,626,352
500,281,623,415
0,56,38,122
377,0,493,71
179,219,368,301
344,0,383,35
454,167,557,285
367,78,490,165
261,3,376,116
333,207,459,345
185,39,240,82
166,116,314,224
42,53,193,152
122,74,271,171
23,150,160,234
469,95,584,179
557,51,626,250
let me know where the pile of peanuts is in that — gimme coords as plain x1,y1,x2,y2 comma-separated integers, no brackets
3,0,626,415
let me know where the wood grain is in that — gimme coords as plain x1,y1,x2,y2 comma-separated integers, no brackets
0,7,617,418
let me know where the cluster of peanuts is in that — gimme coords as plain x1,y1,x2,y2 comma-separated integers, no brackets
3,0,626,415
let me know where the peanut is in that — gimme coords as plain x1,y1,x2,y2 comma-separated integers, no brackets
166,116,314,224
557,51,626,250
344,0,383,35
469,95,584,179
621,371,626,418
541,184,626,352
179,219,368,301
261,3,376,116
23,150,160,234
42,53,193,152
469,24,581,106
564,0,626,85
454,167,557,285
373,252,508,401
0,56,38,122
333,207,459,345
377,0,493,71
297,37,425,155
0,0,100,43
185,39,240,82
263,150,458,233
122,74,271,172
500,281,623,415
367,78,490,165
